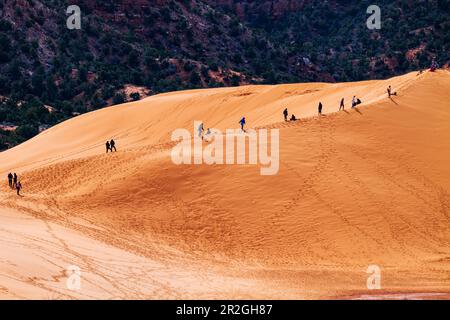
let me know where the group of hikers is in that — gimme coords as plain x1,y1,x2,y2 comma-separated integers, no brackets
105,139,117,153
197,117,247,140
282,85,396,121
198,123,213,140
199,85,397,137
7,172,22,196
283,108,297,121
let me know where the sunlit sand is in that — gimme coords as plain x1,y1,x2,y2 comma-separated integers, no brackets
1,70,449,299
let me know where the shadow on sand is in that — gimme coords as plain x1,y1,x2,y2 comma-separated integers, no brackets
389,97,399,105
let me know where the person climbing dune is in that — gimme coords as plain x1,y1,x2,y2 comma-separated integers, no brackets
352,96,357,108
106,141,111,153
198,123,204,139
15,181,22,196
13,173,17,187
7,173,13,189
339,98,345,111
318,102,323,115
239,117,246,132
283,108,289,121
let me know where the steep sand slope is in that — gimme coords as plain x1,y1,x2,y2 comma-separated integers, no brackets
0,70,449,299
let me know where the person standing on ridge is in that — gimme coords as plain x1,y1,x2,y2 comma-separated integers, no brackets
283,108,289,121
110,139,117,152
239,117,246,132
318,102,323,116
7,173,13,188
430,59,439,72
106,141,111,153
339,98,345,111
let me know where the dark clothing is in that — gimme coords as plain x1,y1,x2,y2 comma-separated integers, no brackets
16,182,21,196
8,173,13,188
110,140,117,152
339,98,345,111
106,142,111,153
283,109,288,121
290,115,297,121
318,103,323,115
13,173,17,185
239,118,246,131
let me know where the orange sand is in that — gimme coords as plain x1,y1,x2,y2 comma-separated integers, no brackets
0,70,449,299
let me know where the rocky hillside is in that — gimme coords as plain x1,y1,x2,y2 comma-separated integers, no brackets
208,0,308,19
0,0,449,149
211,0,449,80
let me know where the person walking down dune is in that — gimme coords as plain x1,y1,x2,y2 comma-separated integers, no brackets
110,139,117,152
106,141,111,153
283,108,289,121
15,181,22,196
339,98,345,111
7,173,13,189
318,102,323,116
239,117,246,132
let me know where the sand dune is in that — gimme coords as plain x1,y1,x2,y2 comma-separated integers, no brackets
1,70,449,299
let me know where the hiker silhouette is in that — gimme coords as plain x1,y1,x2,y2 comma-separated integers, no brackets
16,181,22,196
110,139,117,152
7,172,13,188
339,98,345,111
239,117,246,132
352,96,357,108
387,86,397,98
283,108,288,121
